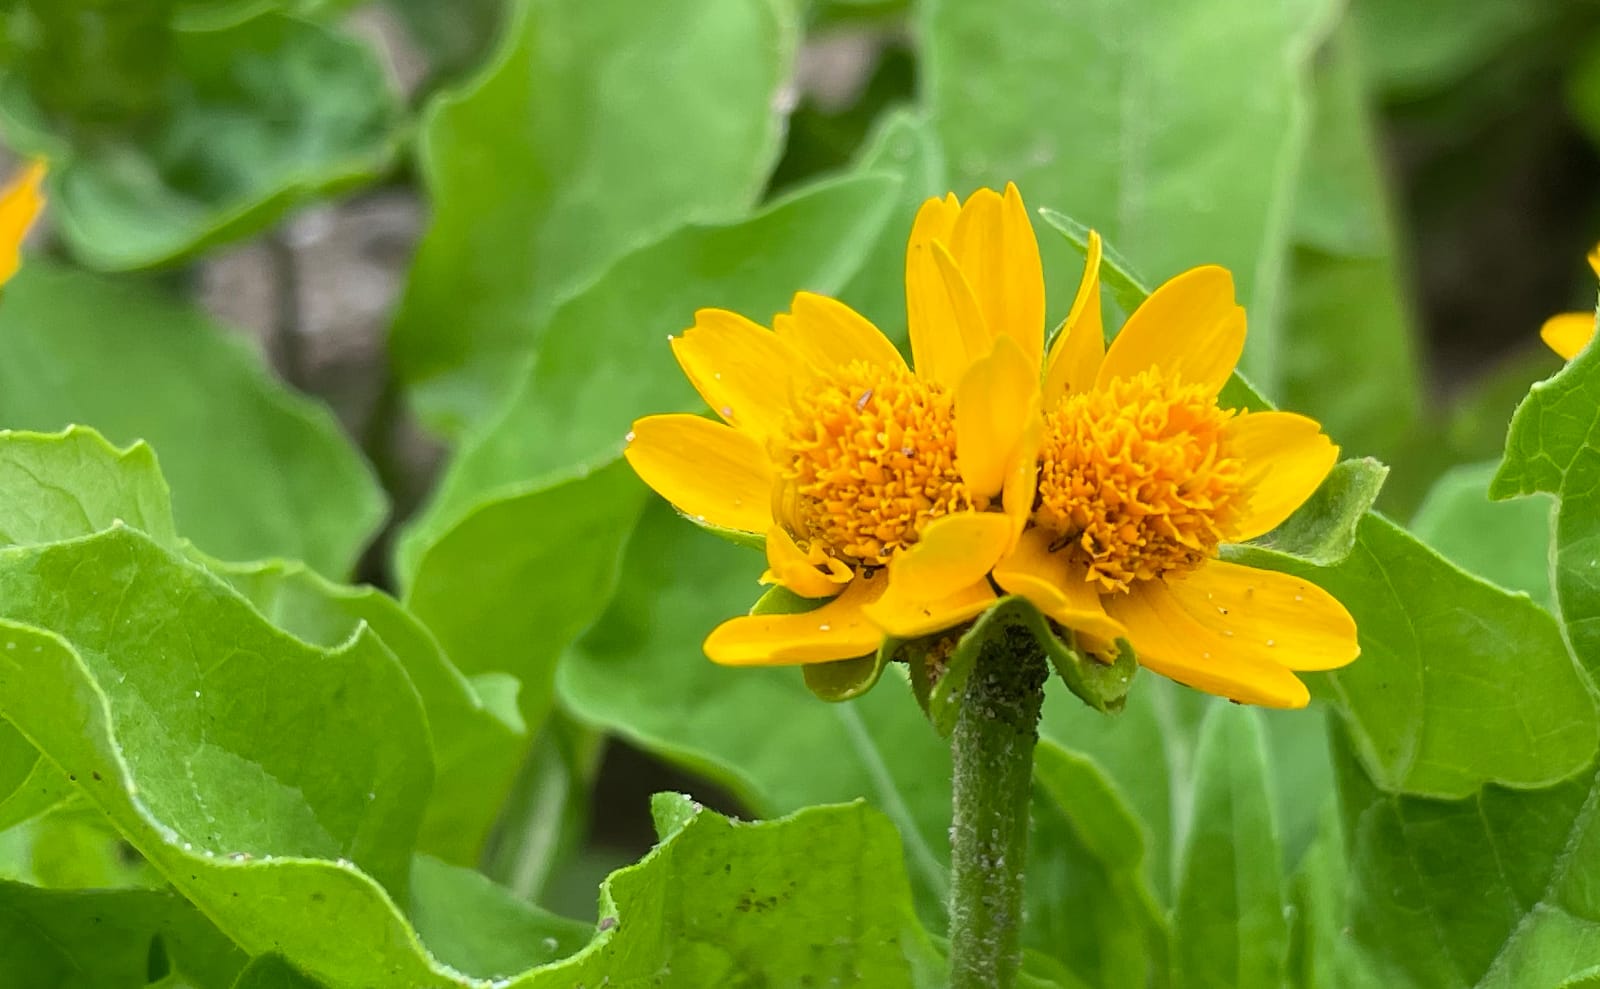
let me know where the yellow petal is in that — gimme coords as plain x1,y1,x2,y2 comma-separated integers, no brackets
991,528,1128,642
1161,561,1359,672
955,333,1039,498
862,513,1013,636
907,224,989,390
1042,229,1105,405
761,524,851,599
864,578,997,639
624,414,773,533
1225,411,1339,541
1105,581,1312,709
1541,311,1596,361
1587,243,1600,280
1000,412,1043,548
1096,265,1244,396
0,161,46,288
705,573,886,666
948,184,1045,372
670,309,809,442
775,291,907,374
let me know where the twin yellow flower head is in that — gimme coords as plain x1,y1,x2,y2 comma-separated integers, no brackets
627,185,1360,710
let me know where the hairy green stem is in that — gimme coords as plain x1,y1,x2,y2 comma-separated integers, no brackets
948,627,1049,989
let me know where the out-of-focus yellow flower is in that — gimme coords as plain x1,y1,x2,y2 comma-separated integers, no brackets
1540,244,1600,360
967,241,1360,709
625,185,1045,666
0,161,46,289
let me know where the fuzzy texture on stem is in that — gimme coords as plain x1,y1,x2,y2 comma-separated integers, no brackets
947,624,1049,988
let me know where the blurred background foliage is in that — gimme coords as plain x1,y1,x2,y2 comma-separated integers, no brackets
3,0,1600,985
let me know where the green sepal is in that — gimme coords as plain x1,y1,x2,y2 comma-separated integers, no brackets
908,595,1137,736
750,585,896,703
677,508,767,550
1037,207,1153,316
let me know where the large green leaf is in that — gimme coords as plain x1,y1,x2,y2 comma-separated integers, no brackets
0,881,246,988
391,0,799,432
1171,705,1289,989
1281,25,1422,471
1494,334,1600,682
397,171,902,575
921,0,1339,389
208,557,526,867
0,530,432,895
0,10,401,270
525,794,942,987
1410,461,1554,609
0,264,384,576
1239,514,1594,798
403,462,646,732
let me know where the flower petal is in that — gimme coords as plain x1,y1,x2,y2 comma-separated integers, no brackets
0,161,46,287
761,525,851,599
955,333,1039,498
907,218,989,389
1105,581,1312,708
862,513,1013,636
1225,411,1339,541
1541,311,1596,361
1001,413,1043,547
948,184,1045,372
670,308,810,442
705,573,886,666
624,414,774,534
865,578,998,639
1042,229,1105,405
1160,561,1359,672
1096,265,1244,396
992,528,1128,642
1588,243,1600,280
775,291,907,374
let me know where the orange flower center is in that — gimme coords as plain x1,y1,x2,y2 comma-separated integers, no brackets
1034,369,1244,594
777,360,986,567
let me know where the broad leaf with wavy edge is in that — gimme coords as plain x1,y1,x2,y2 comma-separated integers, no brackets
391,0,800,432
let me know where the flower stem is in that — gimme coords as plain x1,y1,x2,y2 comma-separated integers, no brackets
948,626,1049,989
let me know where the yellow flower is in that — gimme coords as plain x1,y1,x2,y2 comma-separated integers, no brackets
1540,243,1600,360
625,185,1045,666
627,182,1359,710
0,161,45,289
980,235,1358,709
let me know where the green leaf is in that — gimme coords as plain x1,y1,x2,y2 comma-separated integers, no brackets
228,955,326,989
0,530,433,895
403,461,646,734
0,11,401,270
1171,704,1288,989
1494,334,1600,685
1410,460,1554,608
204,555,527,867
1026,741,1166,989
407,855,592,978
3,804,159,890
397,171,901,576
1333,736,1600,987
560,502,957,925
391,0,800,432
1238,513,1594,797
0,881,246,988
526,794,940,987
922,0,1340,389
1281,26,1423,471
0,427,177,550
0,264,384,576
